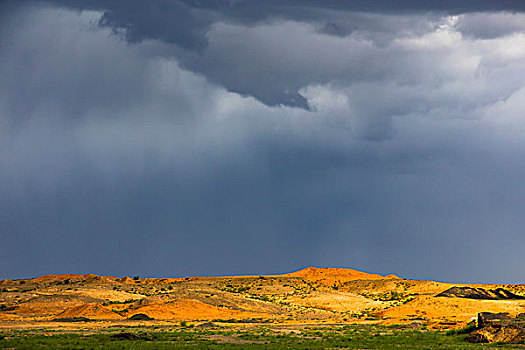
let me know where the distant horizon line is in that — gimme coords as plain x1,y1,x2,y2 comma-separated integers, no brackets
2,265,522,285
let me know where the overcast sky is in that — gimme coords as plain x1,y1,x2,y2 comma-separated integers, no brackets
1,0,524,283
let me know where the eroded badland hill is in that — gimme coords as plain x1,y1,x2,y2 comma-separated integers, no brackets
1,267,524,332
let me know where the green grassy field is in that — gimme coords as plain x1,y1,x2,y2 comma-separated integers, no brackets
1,324,523,349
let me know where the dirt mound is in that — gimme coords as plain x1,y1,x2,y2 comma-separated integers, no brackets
127,299,263,320
56,303,123,320
128,313,153,320
437,287,525,300
284,267,400,285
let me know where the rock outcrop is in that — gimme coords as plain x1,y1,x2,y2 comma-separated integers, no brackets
465,312,525,343
436,286,525,300
478,312,512,328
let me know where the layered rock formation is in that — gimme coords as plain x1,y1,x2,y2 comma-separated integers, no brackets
437,287,525,300
465,312,525,343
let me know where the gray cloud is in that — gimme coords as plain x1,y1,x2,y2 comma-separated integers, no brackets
456,12,525,39
1,3,525,283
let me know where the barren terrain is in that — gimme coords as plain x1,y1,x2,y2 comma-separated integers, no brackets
1,267,524,333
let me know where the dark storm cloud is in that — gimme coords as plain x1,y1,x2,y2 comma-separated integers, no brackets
12,0,525,108
1,1,525,283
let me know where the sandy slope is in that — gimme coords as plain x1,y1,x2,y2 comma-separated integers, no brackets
379,295,525,322
285,290,385,312
56,304,124,320
126,299,263,320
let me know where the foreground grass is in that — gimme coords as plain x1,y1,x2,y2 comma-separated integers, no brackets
0,325,522,349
